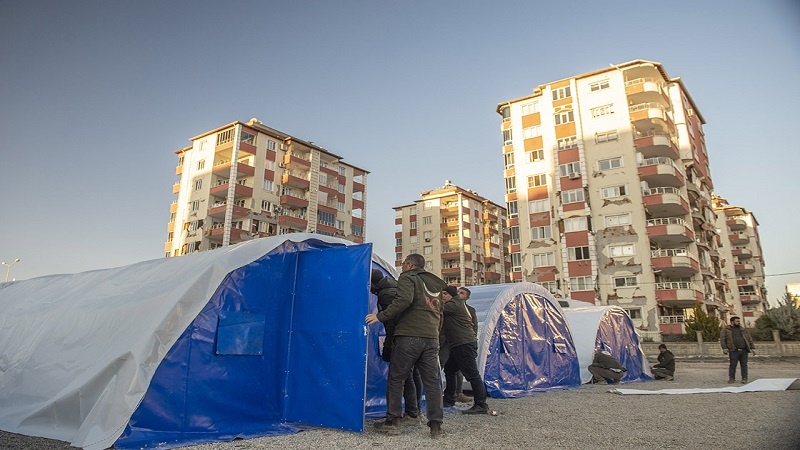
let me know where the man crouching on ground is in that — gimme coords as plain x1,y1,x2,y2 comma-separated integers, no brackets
366,254,447,438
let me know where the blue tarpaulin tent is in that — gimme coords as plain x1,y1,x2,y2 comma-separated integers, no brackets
467,282,582,398
561,306,653,384
0,234,394,450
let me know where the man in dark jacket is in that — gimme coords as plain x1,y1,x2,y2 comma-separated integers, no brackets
651,344,675,380
720,316,755,384
366,254,447,438
442,287,489,414
370,270,423,422
587,349,627,384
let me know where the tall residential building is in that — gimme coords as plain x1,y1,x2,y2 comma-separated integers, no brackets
394,181,510,285
496,59,731,340
713,195,767,327
166,118,368,257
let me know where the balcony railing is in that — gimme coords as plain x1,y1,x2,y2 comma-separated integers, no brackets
659,315,685,324
624,77,661,87
651,248,688,258
647,217,685,227
643,186,680,196
638,157,677,168
629,102,667,113
655,281,695,290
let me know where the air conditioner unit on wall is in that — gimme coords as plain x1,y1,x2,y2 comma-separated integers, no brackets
568,172,580,180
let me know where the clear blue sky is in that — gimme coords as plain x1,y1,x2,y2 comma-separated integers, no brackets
1,1,798,305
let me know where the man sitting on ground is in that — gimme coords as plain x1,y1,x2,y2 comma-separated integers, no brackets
651,343,675,381
587,348,627,384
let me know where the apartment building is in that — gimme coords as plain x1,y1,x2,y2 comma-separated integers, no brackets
497,59,732,340
713,195,767,327
394,181,510,285
166,118,368,256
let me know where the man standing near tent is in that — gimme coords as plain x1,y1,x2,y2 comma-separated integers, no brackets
720,316,755,384
650,344,675,381
366,254,447,438
442,286,490,414
587,349,627,384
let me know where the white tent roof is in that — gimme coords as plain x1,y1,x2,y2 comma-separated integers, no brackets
0,234,391,450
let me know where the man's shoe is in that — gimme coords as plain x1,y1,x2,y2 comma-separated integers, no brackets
728,378,735,384
400,413,421,425
429,421,445,439
665,375,674,381
462,404,489,415
443,397,455,407
373,418,401,435
456,393,472,403
741,378,748,384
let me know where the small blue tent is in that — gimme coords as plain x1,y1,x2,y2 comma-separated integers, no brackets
561,306,652,384
0,234,395,450
468,282,582,398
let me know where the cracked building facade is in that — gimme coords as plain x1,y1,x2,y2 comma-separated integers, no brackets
496,59,766,339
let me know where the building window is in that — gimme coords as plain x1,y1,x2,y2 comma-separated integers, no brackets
337,184,345,193
423,216,432,225
595,130,619,143
531,226,552,240
529,198,550,213
613,276,639,287
503,129,513,145
523,126,541,139
423,231,432,240
396,252,403,261
425,261,433,270
608,244,635,257
527,149,545,163
338,166,347,176
194,179,202,190
624,308,642,319
267,140,276,151
561,188,585,204
507,200,518,219
590,104,614,118
197,159,206,170
601,185,627,199
568,246,591,261
558,162,581,177
337,201,345,212
569,276,593,291
409,206,417,215
521,102,540,115
598,157,623,170
190,200,200,211
424,246,433,255
263,180,274,191
554,110,574,125
261,200,272,212
540,281,558,294
527,174,547,188
317,210,336,227
396,238,402,246
564,216,588,232
216,129,233,145
511,253,522,271
509,226,520,244
239,130,255,145
504,152,515,168
605,213,632,227
319,173,328,185
533,252,555,267
557,136,578,150
552,86,571,100
505,176,516,193
410,221,417,229
590,79,610,92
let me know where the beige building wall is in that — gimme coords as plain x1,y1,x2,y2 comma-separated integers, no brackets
394,181,510,286
166,118,367,256
498,60,736,340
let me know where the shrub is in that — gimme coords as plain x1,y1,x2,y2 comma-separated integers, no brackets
683,302,722,342
756,294,800,341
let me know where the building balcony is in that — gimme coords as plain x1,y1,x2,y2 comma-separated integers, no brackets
352,198,364,210
175,164,183,176
209,182,253,199
629,103,674,132
441,248,462,259
353,181,365,193
238,141,256,156
207,203,250,219
658,315,685,335
729,233,750,245
170,202,178,213
732,248,752,259
283,152,311,168
642,187,689,218
646,217,694,246
485,272,502,281
172,182,181,194
655,282,704,308
650,249,699,278
205,226,248,243
483,210,498,222
726,218,747,231
440,219,468,230
638,158,684,187
735,263,756,274
633,130,680,160
282,172,310,190
441,266,461,276
625,78,671,107
279,194,309,209
278,214,307,230
739,294,762,305
213,161,255,179
441,205,460,214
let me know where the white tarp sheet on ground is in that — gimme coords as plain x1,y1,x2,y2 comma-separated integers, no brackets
610,378,800,395
0,234,392,450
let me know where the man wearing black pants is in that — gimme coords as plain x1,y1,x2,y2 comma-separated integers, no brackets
442,287,489,414
720,316,755,384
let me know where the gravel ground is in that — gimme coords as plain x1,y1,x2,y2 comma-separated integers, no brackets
2,358,799,450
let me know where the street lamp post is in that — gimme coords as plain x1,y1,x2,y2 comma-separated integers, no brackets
2,258,20,282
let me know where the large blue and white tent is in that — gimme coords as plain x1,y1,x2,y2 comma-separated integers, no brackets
467,282,582,398
0,234,394,450
562,305,652,384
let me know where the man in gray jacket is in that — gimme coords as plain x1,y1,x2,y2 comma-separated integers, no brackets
366,254,446,438
720,316,755,384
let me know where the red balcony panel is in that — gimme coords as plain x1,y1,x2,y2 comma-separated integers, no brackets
318,204,337,215
238,141,256,155
529,216,551,228
441,267,461,275
567,261,592,276
352,217,364,227
511,271,523,281
510,243,520,253
264,169,274,181
526,186,548,201
485,272,502,281
283,153,311,167
535,272,557,282
564,232,588,247
278,215,307,229
396,217,402,225
266,149,276,161
353,181,365,193
660,323,683,335
280,194,308,208
396,231,402,238
410,228,416,236
282,173,310,190
352,199,365,210
559,178,582,190
316,223,337,235
319,184,339,197
559,147,580,162
563,202,585,213
570,291,594,303
508,217,519,227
